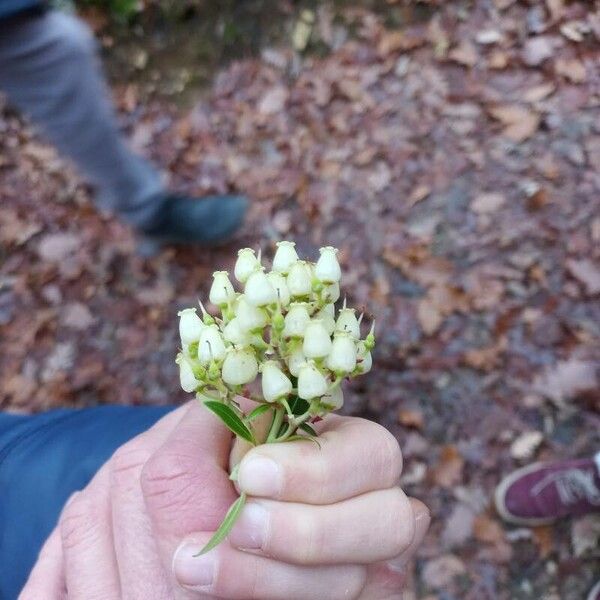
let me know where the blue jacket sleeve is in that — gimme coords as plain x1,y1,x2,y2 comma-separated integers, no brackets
0,405,175,599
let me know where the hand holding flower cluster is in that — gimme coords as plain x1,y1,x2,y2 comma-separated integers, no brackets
175,241,375,553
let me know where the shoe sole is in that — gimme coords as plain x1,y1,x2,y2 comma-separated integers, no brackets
494,461,561,527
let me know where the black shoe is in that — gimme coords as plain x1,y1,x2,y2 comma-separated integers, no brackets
140,193,248,247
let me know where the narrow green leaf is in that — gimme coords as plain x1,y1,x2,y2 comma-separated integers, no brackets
281,434,321,448
288,396,309,416
195,493,247,556
203,401,256,444
245,403,272,422
299,422,319,437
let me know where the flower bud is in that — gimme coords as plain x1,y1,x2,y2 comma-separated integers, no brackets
321,385,344,410
222,317,251,345
335,308,360,338
283,302,311,338
272,240,299,274
298,361,329,400
326,332,357,374
177,354,201,393
178,308,204,345
261,360,292,402
356,341,372,374
221,347,258,386
322,282,340,303
287,260,313,297
267,272,291,307
303,320,333,359
209,271,236,307
315,246,341,284
198,324,227,364
234,248,260,283
245,269,277,307
286,343,306,377
236,295,267,332
316,304,336,335
364,321,376,351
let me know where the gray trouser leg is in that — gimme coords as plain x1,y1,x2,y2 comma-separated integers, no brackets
0,10,166,229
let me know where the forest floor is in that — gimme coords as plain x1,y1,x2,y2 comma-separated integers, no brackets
1,1,599,598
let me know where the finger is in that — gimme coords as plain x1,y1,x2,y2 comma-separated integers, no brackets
237,414,402,504
172,536,367,600
359,499,431,600
141,401,236,582
109,404,190,597
228,487,415,565
19,527,66,600
59,481,121,599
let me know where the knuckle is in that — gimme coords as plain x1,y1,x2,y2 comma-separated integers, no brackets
60,494,97,551
387,489,415,556
374,426,403,486
110,438,150,490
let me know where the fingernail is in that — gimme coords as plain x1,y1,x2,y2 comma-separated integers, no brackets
229,502,269,550
172,542,216,589
387,502,430,573
238,455,282,497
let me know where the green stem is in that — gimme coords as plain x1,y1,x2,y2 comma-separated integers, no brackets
266,407,285,443
275,408,313,442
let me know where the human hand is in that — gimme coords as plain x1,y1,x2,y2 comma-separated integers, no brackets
20,400,429,599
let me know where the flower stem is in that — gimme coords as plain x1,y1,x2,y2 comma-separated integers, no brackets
266,406,285,443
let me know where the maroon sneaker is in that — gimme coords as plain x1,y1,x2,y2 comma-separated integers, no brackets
588,581,600,600
494,454,600,526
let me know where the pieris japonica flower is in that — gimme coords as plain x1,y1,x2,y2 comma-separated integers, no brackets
222,317,250,345
272,240,299,274
209,271,236,307
261,360,292,402
283,302,311,338
178,308,204,346
321,385,344,410
245,269,277,307
236,295,267,332
198,324,227,363
303,320,333,358
327,332,357,374
266,272,291,307
298,361,329,400
335,307,361,339
234,248,260,283
287,261,313,297
315,246,341,284
221,347,258,386
174,240,376,556
177,354,201,393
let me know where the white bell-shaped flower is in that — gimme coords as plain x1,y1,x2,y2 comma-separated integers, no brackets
198,324,227,364
283,302,311,338
221,347,258,386
303,320,333,359
315,246,341,284
326,332,357,374
286,343,306,377
335,308,361,338
222,317,250,345
316,304,336,335
236,295,267,332
209,271,236,306
356,341,372,374
266,272,291,307
287,260,313,297
234,248,260,283
322,281,340,303
178,308,205,345
272,241,299,274
298,361,329,400
261,360,292,402
321,384,344,410
245,269,277,307
177,355,201,393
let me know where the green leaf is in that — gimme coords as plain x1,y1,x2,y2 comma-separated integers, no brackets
203,401,256,444
288,396,309,416
299,422,319,437
195,493,247,556
282,434,321,447
245,403,272,422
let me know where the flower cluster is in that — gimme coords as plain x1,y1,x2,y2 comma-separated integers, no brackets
176,241,375,443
